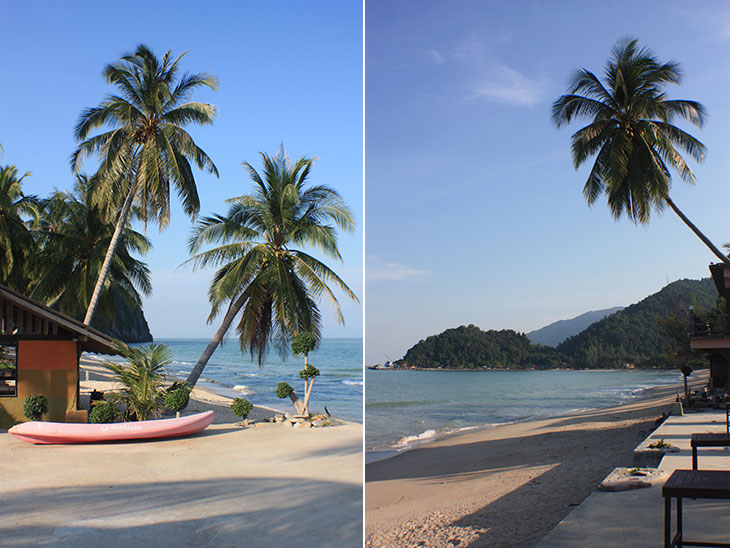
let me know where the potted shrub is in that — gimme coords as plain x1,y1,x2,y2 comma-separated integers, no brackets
164,384,191,418
89,400,119,424
23,394,48,421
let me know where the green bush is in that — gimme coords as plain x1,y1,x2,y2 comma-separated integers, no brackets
299,365,320,380
23,394,48,421
89,400,119,424
231,397,253,419
276,382,294,399
291,332,316,355
164,387,190,412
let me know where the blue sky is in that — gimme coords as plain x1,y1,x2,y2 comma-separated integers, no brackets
365,0,730,364
1,1,363,340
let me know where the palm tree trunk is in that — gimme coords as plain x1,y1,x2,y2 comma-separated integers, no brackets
185,290,249,388
665,196,730,264
83,180,139,325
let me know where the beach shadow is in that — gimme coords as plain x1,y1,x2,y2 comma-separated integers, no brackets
0,477,362,548
367,418,658,546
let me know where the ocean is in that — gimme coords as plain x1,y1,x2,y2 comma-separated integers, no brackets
100,338,363,422
366,368,688,461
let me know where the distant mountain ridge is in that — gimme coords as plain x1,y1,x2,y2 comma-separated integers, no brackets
527,307,624,347
397,277,719,369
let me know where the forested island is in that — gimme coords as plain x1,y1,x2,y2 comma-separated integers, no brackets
392,278,719,370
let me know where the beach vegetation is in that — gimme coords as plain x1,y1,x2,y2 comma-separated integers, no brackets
276,381,305,415
23,394,48,421
553,38,728,264
231,397,253,421
648,439,672,449
71,44,219,326
164,385,191,418
402,278,716,369
104,343,171,421
276,382,294,399
292,332,318,416
31,176,152,335
89,400,119,423
182,146,358,388
0,165,38,291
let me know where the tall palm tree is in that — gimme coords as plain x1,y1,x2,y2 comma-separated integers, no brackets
183,147,358,388
552,38,729,264
72,44,219,325
0,165,38,290
32,176,152,330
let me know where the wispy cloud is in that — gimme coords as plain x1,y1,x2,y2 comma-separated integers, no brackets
428,48,445,64
469,62,548,106
428,35,549,107
366,256,430,282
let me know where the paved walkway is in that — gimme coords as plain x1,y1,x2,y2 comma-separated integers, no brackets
535,409,730,547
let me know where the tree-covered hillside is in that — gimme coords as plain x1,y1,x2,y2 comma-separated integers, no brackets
400,325,563,369
556,278,717,368
398,278,718,369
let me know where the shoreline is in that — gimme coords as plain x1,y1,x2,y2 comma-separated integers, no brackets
365,373,706,548
365,374,692,464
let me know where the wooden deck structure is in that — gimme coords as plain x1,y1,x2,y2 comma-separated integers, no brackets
0,284,118,428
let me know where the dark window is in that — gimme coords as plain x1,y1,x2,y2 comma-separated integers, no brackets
0,344,17,396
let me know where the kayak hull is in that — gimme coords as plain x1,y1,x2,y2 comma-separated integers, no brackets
8,410,214,444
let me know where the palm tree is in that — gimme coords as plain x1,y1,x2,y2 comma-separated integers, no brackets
183,147,358,388
104,343,171,421
32,176,152,330
552,38,729,264
0,165,38,290
72,44,219,325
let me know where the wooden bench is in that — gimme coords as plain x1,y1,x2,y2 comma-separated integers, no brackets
691,433,730,470
662,469,730,548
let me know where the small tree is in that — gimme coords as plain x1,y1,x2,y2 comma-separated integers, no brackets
231,397,253,424
164,386,190,418
276,382,305,415
292,333,318,416
680,365,693,409
23,394,48,421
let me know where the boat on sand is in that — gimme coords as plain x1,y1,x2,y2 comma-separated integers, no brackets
8,410,214,444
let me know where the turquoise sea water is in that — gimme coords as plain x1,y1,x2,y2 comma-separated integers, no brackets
99,338,363,422
366,369,686,458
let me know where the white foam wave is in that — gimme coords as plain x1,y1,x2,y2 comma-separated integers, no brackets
342,380,363,386
396,429,437,447
232,385,253,395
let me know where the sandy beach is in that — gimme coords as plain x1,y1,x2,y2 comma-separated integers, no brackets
0,359,363,548
366,376,705,548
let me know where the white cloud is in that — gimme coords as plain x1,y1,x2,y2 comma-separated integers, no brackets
470,62,548,106
445,35,549,107
366,256,430,282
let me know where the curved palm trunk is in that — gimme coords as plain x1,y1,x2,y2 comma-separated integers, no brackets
665,196,730,265
185,290,249,388
83,181,138,325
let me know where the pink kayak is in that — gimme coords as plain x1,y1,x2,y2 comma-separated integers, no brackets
8,411,214,444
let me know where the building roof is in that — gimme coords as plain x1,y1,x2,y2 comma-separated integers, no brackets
0,284,118,355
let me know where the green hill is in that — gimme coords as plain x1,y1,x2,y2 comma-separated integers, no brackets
398,278,718,370
556,278,717,368
400,325,562,369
